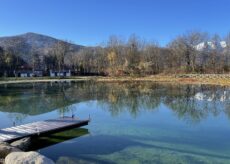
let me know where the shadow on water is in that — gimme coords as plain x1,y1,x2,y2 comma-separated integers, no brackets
27,128,89,151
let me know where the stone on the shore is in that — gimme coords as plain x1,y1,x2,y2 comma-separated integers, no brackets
5,151,55,164
0,142,21,159
10,137,31,151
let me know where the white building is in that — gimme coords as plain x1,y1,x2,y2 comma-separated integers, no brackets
16,70,43,77
17,71,34,77
50,70,71,77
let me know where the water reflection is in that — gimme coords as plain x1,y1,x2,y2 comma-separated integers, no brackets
97,83,230,123
0,82,230,163
0,82,229,123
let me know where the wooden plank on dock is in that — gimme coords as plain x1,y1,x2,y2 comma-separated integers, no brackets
0,117,89,142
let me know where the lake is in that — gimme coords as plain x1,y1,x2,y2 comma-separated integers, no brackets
0,82,230,164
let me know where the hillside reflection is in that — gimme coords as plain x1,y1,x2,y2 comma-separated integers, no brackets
0,82,229,123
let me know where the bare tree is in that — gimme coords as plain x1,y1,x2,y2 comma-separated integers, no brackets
169,31,207,73
51,41,70,74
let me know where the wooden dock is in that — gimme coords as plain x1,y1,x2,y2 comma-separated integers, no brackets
0,117,90,142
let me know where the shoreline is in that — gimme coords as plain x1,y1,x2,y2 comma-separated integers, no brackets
0,76,95,85
0,74,230,86
96,75,230,86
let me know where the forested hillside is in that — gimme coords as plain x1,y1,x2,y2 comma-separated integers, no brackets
0,31,229,77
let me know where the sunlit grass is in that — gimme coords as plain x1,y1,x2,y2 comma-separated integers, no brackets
0,74,230,86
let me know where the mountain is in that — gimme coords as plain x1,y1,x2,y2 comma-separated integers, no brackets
195,41,227,51
0,32,84,63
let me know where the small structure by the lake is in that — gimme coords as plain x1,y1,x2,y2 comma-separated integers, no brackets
0,117,89,142
49,70,71,77
16,71,33,77
16,70,43,77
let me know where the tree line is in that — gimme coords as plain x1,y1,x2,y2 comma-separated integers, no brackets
0,31,230,77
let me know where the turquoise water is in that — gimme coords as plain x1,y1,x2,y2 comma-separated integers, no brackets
0,82,230,164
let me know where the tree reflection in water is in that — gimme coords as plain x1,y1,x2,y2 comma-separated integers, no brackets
0,82,229,124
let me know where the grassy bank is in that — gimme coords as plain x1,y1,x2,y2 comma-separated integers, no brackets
0,74,230,86
0,76,94,85
96,74,230,86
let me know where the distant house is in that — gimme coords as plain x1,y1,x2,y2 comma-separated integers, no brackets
17,70,43,77
17,71,34,77
33,70,43,77
50,70,71,77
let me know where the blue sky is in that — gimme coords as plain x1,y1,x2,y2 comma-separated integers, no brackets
1,0,230,46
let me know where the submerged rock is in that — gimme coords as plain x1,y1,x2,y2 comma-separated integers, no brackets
0,142,21,159
10,137,31,151
5,151,55,164
57,156,97,164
